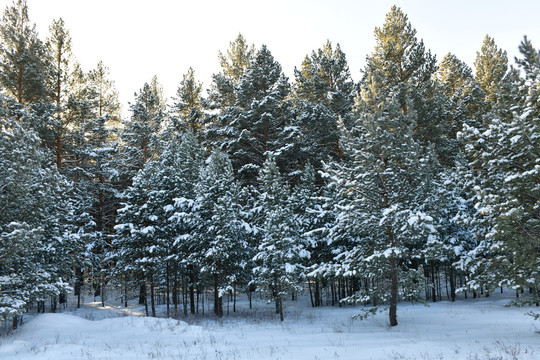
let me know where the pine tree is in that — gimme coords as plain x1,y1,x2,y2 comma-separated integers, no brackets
289,162,335,306
294,40,354,119
87,61,120,120
208,34,256,109
474,35,508,106
293,41,354,166
211,45,297,184
253,157,308,321
437,53,486,133
170,67,204,136
0,98,74,327
114,162,161,316
0,0,48,104
80,60,121,237
423,154,477,302
324,93,437,326
120,77,167,183
114,132,205,316
164,132,205,315
459,37,540,303
360,6,445,158
192,151,250,317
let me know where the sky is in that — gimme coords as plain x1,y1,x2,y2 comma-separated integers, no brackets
7,0,540,116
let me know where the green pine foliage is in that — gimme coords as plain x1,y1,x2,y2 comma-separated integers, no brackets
120,77,167,183
210,45,297,184
0,0,48,104
459,38,540,303
474,35,509,106
170,67,204,136
191,151,250,317
253,157,309,321
1,0,539,327
0,99,74,321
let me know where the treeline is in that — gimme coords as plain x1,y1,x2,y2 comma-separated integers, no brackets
0,0,538,329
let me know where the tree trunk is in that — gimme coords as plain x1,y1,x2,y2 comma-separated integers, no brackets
188,265,195,314
314,279,320,307
214,273,223,317
431,263,437,303
308,279,314,308
56,134,62,169
233,284,236,313
101,274,106,307
17,65,23,104
182,276,188,316
450,266,456,302
150,275,156,317
75,267,83,309
166,262,170,317
276,279,284,322
142,282,149,317
139,283,146,305
173,267,178,314
124,275,128,307
389,256,398,327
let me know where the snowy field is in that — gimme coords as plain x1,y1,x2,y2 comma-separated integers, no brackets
0,292,538,360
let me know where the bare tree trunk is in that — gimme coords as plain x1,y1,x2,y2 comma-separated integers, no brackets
75,267,83,309
431,263,437,303
182,275,188,316
124,275,128,307
188,265,195,314
233,284,236,313
308,278,314,308
139,283,146,304
173,267,178,315
56,134,62,169
150,274,156,317
214,273,223,317
166,262,170,317
143,282,149,317
450,266,456,302
277,281,284,322
389,257,398,327
314,279,320,307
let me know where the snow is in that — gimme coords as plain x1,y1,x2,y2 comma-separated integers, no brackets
140,225,155,235
0,293,538,360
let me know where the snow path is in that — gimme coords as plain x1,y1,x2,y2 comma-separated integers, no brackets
0,294,538,360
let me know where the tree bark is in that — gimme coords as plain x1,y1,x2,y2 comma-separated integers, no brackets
56,134,62,169
450,266,456,302
308,279,314,307
139,283,146,304
214,273,223,317
431,263,437,303
166,262,170,317
188,265,195,314
389,256,398,326
150,274,156,317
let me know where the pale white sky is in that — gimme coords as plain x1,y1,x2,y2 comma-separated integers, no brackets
8,0,540,116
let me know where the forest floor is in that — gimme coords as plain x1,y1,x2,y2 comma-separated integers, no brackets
0,290,538,360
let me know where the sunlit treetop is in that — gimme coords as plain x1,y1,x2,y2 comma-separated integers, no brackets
364,6,436,87
218,33,256,85
474,35,508,104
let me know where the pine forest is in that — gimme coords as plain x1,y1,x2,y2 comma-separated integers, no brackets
1,0,539,335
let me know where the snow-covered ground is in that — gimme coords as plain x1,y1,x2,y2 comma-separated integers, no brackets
0,292,538,360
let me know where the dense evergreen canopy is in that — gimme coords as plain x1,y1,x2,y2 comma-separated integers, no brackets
0,0,538,328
